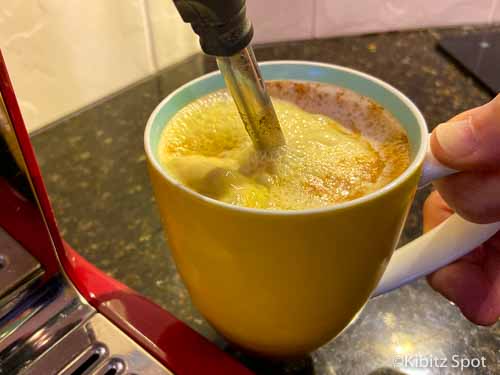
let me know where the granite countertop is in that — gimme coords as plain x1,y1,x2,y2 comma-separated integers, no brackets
32,26,499,375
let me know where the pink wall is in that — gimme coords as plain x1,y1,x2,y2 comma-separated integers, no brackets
248,0,500,44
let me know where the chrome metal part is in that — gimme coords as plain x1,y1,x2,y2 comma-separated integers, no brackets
217,46,285,150
0,271,173,374
0,274,94,374
0,229,172,374
52,314,174,375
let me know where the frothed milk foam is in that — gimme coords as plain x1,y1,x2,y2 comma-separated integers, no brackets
158,81,410,210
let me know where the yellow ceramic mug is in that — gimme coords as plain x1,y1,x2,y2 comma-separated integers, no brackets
145,62,500,357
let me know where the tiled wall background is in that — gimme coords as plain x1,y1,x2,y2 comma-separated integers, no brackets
1,0,199,132
1,0,499,132
249,0,500,43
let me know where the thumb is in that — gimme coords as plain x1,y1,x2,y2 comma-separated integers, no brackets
431,94,500,171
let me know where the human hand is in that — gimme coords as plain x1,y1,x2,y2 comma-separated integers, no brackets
423,95,500,325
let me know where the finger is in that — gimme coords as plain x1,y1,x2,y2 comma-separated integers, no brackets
484,229,500,249
427,257,500,326
430,94,500,171
433,170,500,224
484,236,500,290
423,190,454,232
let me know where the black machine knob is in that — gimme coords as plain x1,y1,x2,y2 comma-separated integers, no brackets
172,0,254,56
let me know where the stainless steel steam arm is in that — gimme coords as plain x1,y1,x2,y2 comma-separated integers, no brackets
172,0,285,150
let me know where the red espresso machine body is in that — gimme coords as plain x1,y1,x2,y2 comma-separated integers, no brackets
0,51,252,375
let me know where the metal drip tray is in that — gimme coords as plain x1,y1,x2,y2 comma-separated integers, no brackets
0,227,172,375
28,313,174,375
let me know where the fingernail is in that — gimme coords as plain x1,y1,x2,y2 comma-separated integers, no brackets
434,117,478,158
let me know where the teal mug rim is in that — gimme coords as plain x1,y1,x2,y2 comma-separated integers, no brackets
144,61,428,216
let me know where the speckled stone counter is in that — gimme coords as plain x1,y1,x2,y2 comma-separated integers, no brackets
32,26,499,375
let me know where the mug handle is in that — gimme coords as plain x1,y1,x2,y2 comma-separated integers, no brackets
373,135,500,296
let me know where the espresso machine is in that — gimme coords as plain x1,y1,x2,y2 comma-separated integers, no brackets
0,33,253,375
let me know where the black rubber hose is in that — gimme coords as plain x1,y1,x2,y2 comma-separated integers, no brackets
172,0,253,56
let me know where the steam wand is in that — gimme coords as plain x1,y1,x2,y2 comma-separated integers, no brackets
172,0,285,150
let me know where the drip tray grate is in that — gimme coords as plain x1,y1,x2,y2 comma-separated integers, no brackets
26,313,173,375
